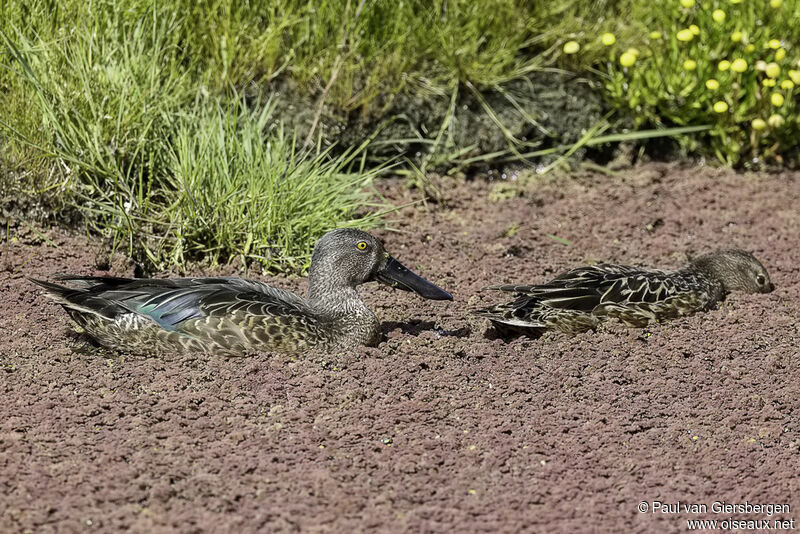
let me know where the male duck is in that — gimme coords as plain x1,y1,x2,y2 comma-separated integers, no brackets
33,229,452,355
474,249,772,335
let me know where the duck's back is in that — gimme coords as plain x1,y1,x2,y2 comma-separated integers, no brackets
34,276,326,355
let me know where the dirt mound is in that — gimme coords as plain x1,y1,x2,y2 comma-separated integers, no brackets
2,164,798,532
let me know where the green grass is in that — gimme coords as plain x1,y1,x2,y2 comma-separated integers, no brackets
2,0,608,272
0,0,562,115
2,0,796,273
0,0,589,272
0,7,386,272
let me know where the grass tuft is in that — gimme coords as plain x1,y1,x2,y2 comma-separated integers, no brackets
163,97,387,272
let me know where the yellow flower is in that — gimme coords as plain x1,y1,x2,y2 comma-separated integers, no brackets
751,118,767,131
680,0,695,6
781,80,795,90
789,70,800,84
563,41,580,54
627,48,640,56
729,0,742,3
705,79,720,90
768,114,785,128
718,60,731,71
730,31,743,43
731,59,747,72
712,9,726,22
770,0,782,7
765,63,780,78
683,59,697,71
601,33,616,46
768,39,781,50
649,31,663,40
775,48,786,61
762,79,777,87
745,44,756,53
771,93,785,107
620,52,637,67
689,25,700,35
713,101,729,113
677,29,694,42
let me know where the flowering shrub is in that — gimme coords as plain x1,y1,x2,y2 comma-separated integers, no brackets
597,0,799,164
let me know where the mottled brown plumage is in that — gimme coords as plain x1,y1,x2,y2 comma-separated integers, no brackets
474,249,773,335
32,229,452,355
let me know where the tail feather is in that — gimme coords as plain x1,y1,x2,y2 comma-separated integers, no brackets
28,276,129,319
51,275,137,289
28,277,75,300
471,303,548,328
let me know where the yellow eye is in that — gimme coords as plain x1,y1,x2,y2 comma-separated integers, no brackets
356,241,368,250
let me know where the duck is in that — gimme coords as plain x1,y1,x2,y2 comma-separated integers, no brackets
32,229,453,355
473,249,773,335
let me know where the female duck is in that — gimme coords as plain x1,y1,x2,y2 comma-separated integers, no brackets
33,229,452,355
474,249,772,335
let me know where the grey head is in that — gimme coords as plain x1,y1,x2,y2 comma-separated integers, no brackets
690,249,773,294
306,228,452,306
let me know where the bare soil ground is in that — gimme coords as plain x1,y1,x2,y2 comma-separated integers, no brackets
2,163,799,533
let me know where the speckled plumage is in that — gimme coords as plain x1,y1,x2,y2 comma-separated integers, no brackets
33,229,452,355
474,249,773,335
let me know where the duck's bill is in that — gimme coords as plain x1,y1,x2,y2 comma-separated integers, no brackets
376,256,453,301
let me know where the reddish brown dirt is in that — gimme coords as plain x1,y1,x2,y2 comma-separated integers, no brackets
2,163,799,533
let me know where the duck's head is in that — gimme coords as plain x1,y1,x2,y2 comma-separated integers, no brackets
308,228,453,302
691,249,774,294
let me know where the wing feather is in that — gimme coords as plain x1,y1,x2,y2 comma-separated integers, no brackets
37,276,314,331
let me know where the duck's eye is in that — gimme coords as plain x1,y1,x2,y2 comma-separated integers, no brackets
756,274,766,285
356,241,368,251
